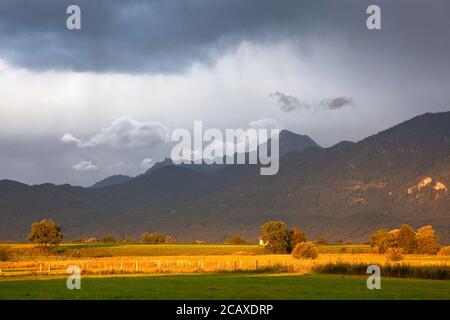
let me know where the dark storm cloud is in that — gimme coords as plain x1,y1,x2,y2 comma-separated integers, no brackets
0,0,397,73
272,92,356,112
320,97,356,110
1,0,449,74
0,0,324,73
270,91,310,112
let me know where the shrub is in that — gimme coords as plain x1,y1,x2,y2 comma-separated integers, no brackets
98,235,116,243
120,236,136,243
28,219,63,248
85,237,97,244
313,262,449,280
386,248,404,262
292,241,318,259
226,235,250,245
164,236,177,244
335,237,349,244
140,232,167,244
437,246,450,256
0,247,11,261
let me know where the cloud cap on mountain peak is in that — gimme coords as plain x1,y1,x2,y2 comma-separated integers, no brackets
62,116,170,149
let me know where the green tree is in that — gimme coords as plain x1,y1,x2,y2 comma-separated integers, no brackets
369,228,399,253
28,219,63,248
121,235,136,243
397,224,416,253
260,221,290,254
99,235,116,243
369,228,389,247
140,232,167,244
288,227,308,251
226,235,250,245
415,225,440,254
378,230,399,253
0,247,11,261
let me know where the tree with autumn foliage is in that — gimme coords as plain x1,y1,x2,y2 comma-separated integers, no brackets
415,225,440,254
288,227,308,251
260,221,291,254
28,219,63,248
397,224,417,253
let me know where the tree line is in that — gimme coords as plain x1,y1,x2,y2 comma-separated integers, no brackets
23,219,449,260
26,219,177,247
369,224,441,255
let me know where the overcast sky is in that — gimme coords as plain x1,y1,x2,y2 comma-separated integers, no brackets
0,0,449,186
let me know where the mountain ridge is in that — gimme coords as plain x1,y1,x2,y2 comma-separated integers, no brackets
89,130,320,188
1,112,449,243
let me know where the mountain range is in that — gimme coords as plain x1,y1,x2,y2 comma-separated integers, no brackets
1,112,449,243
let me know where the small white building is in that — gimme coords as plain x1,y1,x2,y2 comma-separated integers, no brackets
259,238,268,246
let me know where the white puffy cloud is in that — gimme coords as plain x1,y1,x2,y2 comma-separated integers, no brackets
61,133,81,144
140,158,153,168
62,116,170,149
72,160,99,171
248,118,283,130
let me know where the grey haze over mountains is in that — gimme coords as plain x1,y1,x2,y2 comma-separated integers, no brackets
1,112,449,243
90,130,320,188
1,1,450,186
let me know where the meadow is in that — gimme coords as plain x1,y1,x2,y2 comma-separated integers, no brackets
0,273,449,300
1,243,449,299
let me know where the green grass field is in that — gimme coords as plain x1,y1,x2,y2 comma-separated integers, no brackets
0,273,449,300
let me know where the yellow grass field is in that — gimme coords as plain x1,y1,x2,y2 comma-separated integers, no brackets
1,244,449,278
